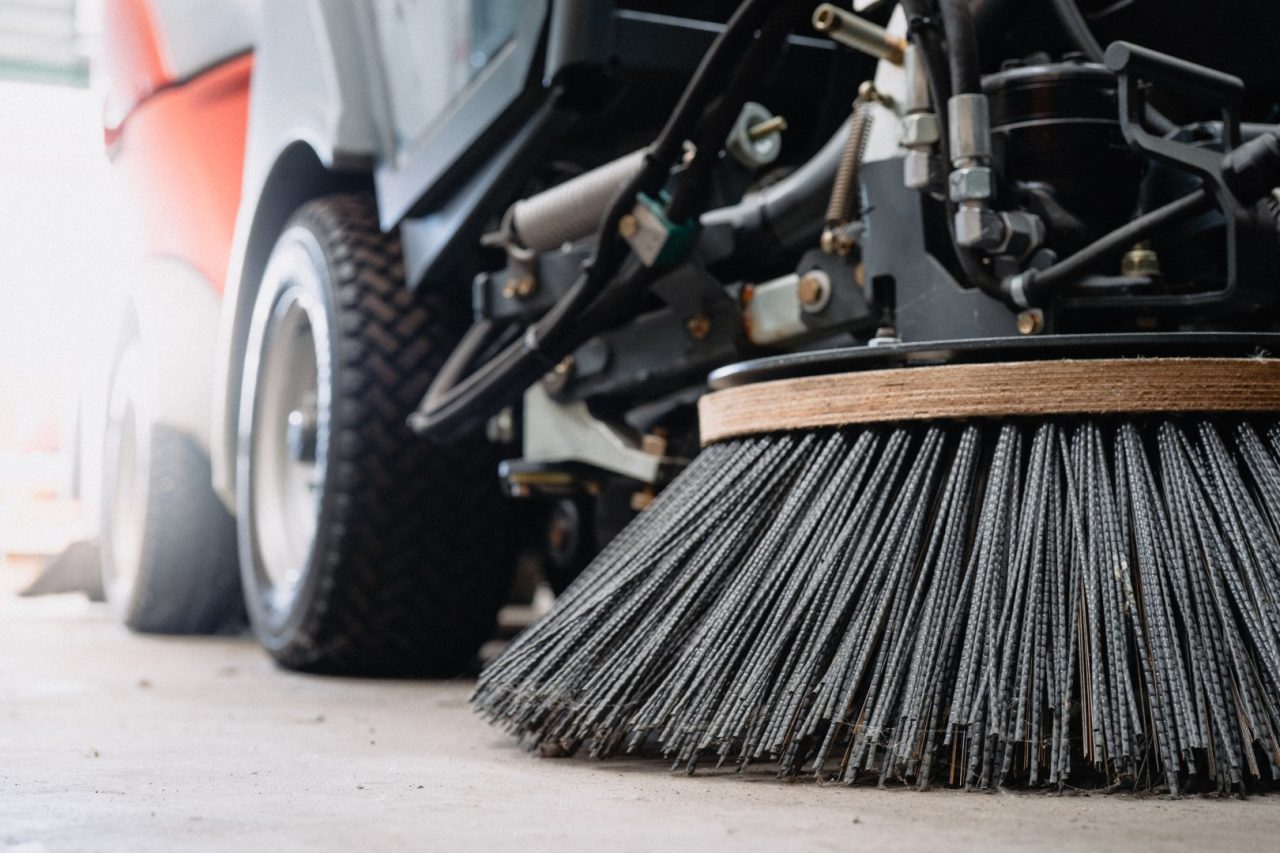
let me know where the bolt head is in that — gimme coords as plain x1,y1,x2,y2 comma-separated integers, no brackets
618,214,639,239
1016,309,1044,336
641,433,668,457
686,313,712,340
797,271,832,313
543,356,575,394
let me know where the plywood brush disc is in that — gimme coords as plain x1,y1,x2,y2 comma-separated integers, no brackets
698,357,1280,445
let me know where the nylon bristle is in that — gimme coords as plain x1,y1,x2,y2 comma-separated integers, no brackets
472,416,1280,793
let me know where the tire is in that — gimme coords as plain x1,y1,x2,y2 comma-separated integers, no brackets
100,315,243,634
236,193,514,675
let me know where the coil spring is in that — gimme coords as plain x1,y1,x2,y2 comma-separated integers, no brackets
824,97,875,229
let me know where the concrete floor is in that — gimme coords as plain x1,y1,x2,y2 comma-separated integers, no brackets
2,580,1280,852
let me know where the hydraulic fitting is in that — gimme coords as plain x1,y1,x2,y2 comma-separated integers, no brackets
903,151,931,191
952,202,990,247
901,113,939,148
901,46,940,192
948,166,994,203
812,3,906,65
954,206,1044,256
947,94,993,166
946,92,1001,249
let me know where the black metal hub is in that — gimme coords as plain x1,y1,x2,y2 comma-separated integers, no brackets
708,332,1280,390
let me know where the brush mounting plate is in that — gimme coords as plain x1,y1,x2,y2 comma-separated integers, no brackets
709,332,1280,390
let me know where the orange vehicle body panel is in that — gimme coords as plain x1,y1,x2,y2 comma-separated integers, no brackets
101,0,252,295
106,53,252,293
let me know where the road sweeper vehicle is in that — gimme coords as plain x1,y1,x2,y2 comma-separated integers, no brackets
97,0,1280,791
89,0,255,631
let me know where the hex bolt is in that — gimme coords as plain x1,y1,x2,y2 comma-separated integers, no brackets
1017,309,1045,336
857,80,895,111
747,115,788,141
797,271,832,313
543,355,576,394
629,488,656,512
641,432,669,457
504,276,537,299
686,313,712,340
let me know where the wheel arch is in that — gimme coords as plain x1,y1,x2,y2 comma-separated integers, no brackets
210,140,372,510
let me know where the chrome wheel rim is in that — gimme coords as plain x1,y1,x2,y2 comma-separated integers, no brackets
241,233,333,621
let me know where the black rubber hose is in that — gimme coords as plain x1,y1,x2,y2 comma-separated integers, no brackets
1011,188,1213,302
666,9,796,224
417,0,799,440
699,117,853,251
938,0,981,95
900,0,952,144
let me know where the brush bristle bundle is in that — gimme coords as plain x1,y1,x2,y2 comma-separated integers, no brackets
473,416,1280,793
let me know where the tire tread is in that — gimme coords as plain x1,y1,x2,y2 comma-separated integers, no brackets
264,193,513,676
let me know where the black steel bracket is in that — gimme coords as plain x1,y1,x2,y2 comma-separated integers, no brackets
1103,40,1246,307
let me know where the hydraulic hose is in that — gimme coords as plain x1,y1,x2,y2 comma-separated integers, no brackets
700,117,853,251
902,0,1006,301
666,6,796,223
415,0,802,441
1006,188,1213,305
899,0,952,136
938,0,981,95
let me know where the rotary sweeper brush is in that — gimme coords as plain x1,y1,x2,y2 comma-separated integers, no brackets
460,0,1280,795
475,345,1280,793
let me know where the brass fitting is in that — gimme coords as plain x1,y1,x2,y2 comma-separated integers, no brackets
812,4,906,65
1121,242,1160,277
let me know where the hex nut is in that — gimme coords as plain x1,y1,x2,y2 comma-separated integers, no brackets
993,211,1045,259
900,112,939,147
948,166,993,203
797,271,832,314
1121,243,1160,277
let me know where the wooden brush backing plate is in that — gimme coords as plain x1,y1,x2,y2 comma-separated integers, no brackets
698,357,1280,445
